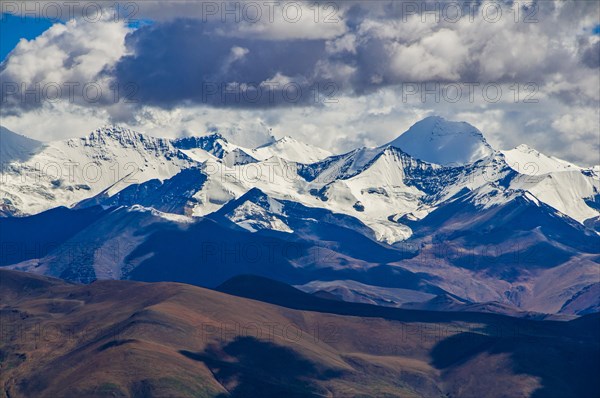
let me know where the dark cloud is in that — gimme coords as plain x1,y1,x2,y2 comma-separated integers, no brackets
582,41,600,69
3,1,599,112
112,19,332,108
108,1,600,109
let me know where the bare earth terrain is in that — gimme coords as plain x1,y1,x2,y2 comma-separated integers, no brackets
1,270,598,398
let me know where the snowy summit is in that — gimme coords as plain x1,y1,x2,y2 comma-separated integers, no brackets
388,116,494,166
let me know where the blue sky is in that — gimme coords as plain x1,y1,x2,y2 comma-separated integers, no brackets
0,13,54,61
0,13,153,61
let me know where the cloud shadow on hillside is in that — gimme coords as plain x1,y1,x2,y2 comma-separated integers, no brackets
180,336,342,398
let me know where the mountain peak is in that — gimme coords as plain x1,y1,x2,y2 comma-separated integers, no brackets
514,144,537,153
203,132,226,141
78,126,177,154
253,135,332,164
91,125,141,138
388,116,494,166
171,132,229,152
84,125,153,146
276,135,296,143
0,126,43,163
502,143,581,175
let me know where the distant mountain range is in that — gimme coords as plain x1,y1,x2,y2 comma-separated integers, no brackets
1,117,599,316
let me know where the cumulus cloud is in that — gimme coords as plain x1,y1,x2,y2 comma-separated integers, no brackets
3,1,598,106
0,0,598,165
389,28,467,81
0,17,130,113
108,19,332,108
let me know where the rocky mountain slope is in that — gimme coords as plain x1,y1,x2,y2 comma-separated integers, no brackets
1,117,598,316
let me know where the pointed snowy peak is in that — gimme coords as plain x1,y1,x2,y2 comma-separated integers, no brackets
388,116,494,166
215,188,293,233
172,133,228,154
217,188,282,215
252,135,332,164
0,126,43,163
298,146,388,183
502,144,581,175
172,132,258,165
299,145,438,188
223,148,259,166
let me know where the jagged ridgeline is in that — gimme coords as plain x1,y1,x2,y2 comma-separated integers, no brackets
1,117,599,316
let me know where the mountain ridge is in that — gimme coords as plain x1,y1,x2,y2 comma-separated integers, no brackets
2,269,599,398
1,117,599,317
388,116,495,166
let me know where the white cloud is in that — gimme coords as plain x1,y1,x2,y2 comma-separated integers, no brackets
0,18,130,111
1,1,598,166
390,28,467,80
552,109,600,140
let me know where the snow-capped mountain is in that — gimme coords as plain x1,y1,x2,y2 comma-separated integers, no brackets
1,116,599,316
2,118,598,237
502,144,582,175
388,116,494,165
252,136,333,163
0,126,193,216
172,133,332,165
3,118,598,236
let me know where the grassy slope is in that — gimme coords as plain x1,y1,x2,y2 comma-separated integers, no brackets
0,270,598,398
